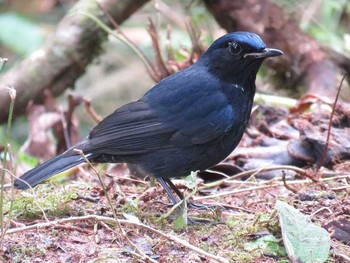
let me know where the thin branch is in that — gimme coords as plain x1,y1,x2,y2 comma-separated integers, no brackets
83,98,102,123
147,18,170,79
331,249,350,262
0,0,149,123
95,2,159,82
282,171,298,193
200,165,310,190
317,74,347,170
195,171,349,201
0,86,16,243
194,184,277,201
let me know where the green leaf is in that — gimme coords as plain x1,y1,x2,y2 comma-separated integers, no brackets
69,193,78,200
173,199,188,230
275,200,330,263
123,213,140,224
184,170,198,190
0,12,45,55
244,234,286,257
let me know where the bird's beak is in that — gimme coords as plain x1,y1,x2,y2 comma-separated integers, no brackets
244,48,283,59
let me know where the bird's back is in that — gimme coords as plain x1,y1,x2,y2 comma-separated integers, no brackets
121,63,256,178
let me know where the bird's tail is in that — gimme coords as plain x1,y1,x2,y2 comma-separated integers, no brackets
14,153,85,190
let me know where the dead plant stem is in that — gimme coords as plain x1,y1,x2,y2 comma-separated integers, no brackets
74,149,156,263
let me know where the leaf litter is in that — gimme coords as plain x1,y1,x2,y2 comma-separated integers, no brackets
1,91,350,262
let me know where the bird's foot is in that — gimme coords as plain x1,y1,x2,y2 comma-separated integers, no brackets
156,200,222,211
187,201,222,210
187,217,224,225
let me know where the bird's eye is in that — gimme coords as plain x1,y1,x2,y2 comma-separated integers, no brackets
228,42,242,55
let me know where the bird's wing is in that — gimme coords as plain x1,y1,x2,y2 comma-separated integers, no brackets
85,100,175,155
85,67,237,155
145,67,237,146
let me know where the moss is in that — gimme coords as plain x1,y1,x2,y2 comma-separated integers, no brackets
11,245,46,261
10,185,77,219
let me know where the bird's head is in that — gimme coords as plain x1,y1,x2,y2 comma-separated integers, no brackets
198,32,283,84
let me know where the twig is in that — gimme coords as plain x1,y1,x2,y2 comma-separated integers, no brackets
0,0,148,123
83,98,102,123
0,86,16,244
165,25,175,62
195,171,350,201
185,18,204,62
92,4,159,82
319,174,349,182
194,184,277,201
200,165,310,190
74,150,118,218
310,207,333,218
151,0,187,30
282,171,298,193
330,249,350,262
317,74,347,170
74,149,155,263
59,107,71,148
6,215,229,263
3,144,15,242
254,93,297,108
93,222,101,244
147,18,170,79
329,185,350,191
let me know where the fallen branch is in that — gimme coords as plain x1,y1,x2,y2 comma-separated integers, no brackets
0,0,149,123
204,0,348,97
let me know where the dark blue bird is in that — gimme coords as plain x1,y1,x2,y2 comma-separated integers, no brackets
14,32,283,203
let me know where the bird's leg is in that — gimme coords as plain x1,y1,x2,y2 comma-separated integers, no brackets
157,177,223,225
157,177,195,225
162,178,184,200
162,178,214,210
156,177,180,205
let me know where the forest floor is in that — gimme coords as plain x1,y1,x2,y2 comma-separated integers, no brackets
1,94,350,263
